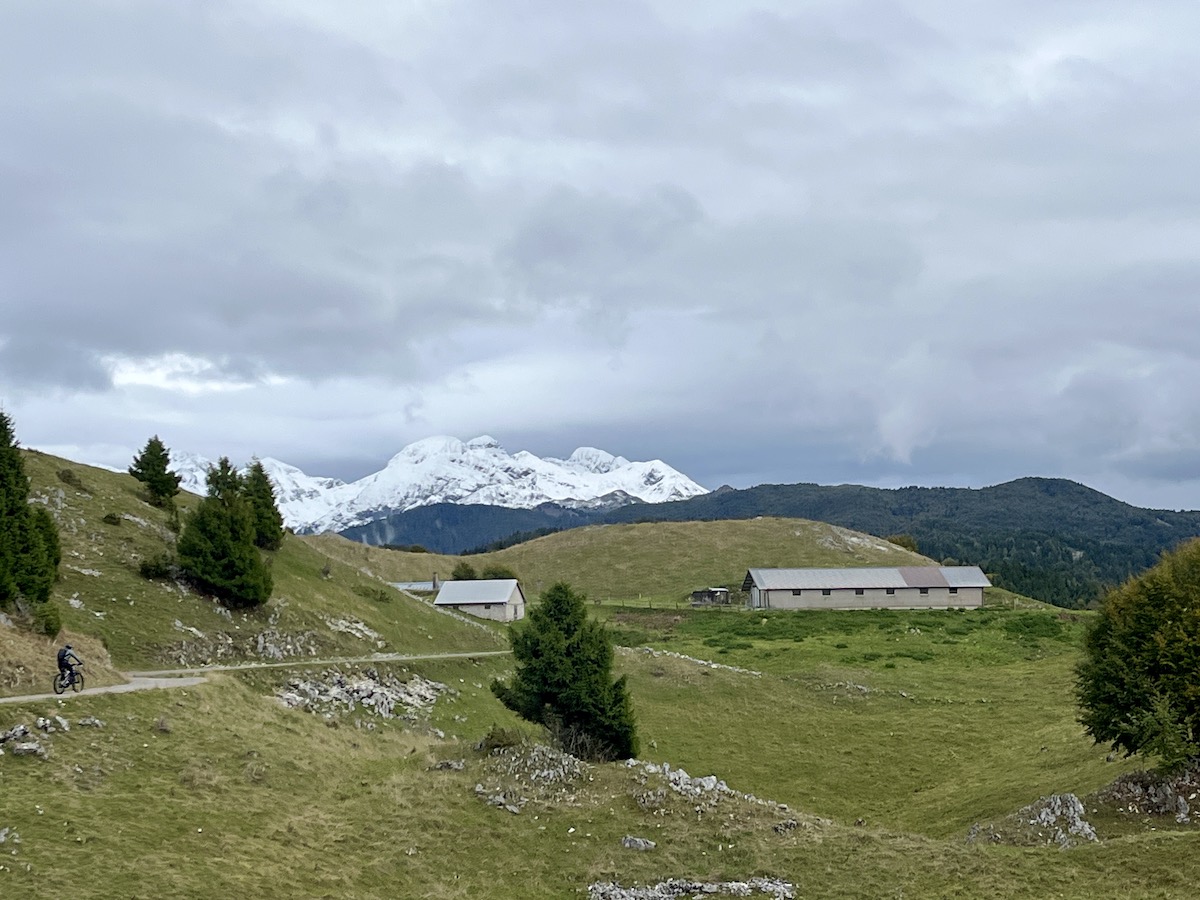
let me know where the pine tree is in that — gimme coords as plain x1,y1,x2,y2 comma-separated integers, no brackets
492,582,637,760
128,435,182,508
177,457,272,608
0,412,60,610
242,459,284,551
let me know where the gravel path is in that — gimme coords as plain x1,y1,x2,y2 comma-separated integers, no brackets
0,649,509,706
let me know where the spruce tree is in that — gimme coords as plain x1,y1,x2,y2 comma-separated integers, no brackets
242,459,285,551
128,435,182,508
177,457,272,608
492,581,637,760
0,412,60,609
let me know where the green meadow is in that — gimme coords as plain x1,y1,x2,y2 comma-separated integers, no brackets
1,453,1197,898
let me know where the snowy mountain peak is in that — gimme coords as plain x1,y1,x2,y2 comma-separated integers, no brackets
171,437,708,535
465,435,501,450
551,447,623,474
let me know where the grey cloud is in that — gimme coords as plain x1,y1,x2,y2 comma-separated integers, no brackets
5,1,1200,510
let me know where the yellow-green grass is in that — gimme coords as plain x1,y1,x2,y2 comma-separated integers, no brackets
1,656,1197,899
12,452,505,683
305,517,933,606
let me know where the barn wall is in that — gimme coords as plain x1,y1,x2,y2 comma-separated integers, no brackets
752,586,983,610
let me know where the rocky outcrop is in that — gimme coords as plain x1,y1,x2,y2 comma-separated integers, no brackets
275,668,449,721
968,792,1098,848
1094,762,1200,824
587,878,795,899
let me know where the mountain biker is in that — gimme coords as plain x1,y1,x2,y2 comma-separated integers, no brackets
57,643,82,686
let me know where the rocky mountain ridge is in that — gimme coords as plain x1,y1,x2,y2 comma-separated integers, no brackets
171,435,708,534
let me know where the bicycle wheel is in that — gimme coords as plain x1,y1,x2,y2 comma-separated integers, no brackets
53,673,66,695
71,672,84,693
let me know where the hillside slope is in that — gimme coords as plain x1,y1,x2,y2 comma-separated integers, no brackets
309,517,932,606
2,451,504,695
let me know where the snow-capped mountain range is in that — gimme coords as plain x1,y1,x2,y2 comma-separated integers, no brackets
171,435,709,534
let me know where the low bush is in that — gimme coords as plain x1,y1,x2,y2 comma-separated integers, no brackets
31,600,62,637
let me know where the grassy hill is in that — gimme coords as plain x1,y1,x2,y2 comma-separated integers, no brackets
4,451,504,694
2,453,1198,897
361,477,1200,608
309,517,933,607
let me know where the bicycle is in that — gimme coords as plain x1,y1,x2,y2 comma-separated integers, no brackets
52,665,84,695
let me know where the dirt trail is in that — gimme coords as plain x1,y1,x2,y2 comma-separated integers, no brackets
0,649,509,706
0,675,207,706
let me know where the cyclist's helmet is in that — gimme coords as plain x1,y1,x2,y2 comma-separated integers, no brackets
65,644,72,650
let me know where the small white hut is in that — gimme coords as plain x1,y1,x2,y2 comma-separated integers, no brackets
434,579,527,622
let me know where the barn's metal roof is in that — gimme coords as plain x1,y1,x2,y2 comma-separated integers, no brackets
741,566,990,591
434,579,525,606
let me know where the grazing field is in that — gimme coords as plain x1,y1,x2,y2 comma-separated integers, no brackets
304,516,931,607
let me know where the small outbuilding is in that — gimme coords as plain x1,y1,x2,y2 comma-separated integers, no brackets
741,566,990,610
691,587,731,606
434,578,527,622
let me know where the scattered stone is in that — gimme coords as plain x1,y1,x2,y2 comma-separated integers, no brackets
621,836,656,851
587,878,795,899
624,647,761,677
0,827,19,845
11,741,47,759
77,716,105,729
276,668,449,721
626,759,781,809
1094,762,1200,825
324,616,382,643
54,716,70,732
0,724,30,744
433,759,465,771
968,792,1098,848
173,619,206,639
773,819,798,834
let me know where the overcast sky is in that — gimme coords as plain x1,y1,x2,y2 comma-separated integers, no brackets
4,1,1200,510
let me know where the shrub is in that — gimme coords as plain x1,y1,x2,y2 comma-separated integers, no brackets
451,561,478,580
140,553,177,581
1077,538,1200,769
57,468,84,489
475,725,525,754
102,512,122,526
31,600,61,637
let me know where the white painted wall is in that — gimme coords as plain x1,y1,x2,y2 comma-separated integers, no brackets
749,586,983,610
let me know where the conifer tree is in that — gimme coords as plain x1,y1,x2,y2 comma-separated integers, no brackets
492,581,637,760
0,412,60,609
177,457,271,608
242,459,285,551
128,435,182,508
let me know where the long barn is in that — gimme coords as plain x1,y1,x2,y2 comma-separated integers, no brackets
742,566,991,610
